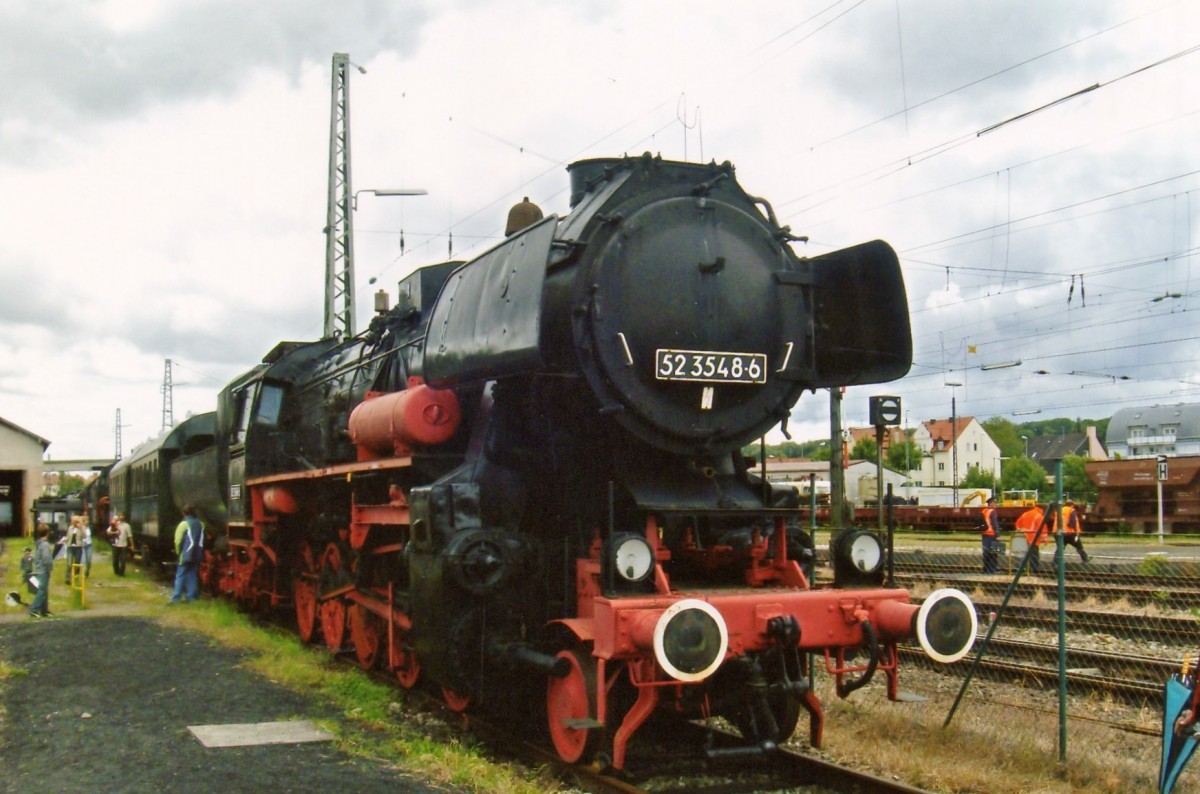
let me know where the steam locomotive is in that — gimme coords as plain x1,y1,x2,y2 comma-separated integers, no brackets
110,153,976,769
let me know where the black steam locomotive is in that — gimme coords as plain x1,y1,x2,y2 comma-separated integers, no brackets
116,153,975,769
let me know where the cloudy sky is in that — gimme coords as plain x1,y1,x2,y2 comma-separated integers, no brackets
2,0,1198,461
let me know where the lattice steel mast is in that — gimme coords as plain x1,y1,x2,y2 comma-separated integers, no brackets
324,52,365,339
161,358,174,430
114,408,123,460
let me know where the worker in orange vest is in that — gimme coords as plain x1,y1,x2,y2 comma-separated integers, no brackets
1013,504,1050,573
1054,499,1090,563
980,496,1002,573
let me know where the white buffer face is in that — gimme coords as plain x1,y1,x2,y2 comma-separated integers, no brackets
653,599,730,682
916,588,977,664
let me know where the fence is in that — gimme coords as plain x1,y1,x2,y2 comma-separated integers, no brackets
817,522,1200,791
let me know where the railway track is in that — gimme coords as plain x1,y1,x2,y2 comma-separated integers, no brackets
901,636,1175,705
967,600,1200,644
894,571,1200,610
359,654,936,794
890,555,1200,611
490,719,940,794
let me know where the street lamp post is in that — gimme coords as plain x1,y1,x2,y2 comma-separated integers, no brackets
1021,435,1029,458
353,188,428,210
352,187,428,320
905,409,911,503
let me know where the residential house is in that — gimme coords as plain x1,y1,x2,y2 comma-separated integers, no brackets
1026,427,1108,473
1106,404,1200,459
911,415,1000,487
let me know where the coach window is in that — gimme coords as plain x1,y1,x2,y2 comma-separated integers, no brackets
256,383,284,426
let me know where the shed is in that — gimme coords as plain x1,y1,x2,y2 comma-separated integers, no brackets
0,416,50,537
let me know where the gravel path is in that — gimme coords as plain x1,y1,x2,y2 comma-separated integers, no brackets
0,613,449,794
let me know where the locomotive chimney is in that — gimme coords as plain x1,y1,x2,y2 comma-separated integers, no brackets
374,289,390,313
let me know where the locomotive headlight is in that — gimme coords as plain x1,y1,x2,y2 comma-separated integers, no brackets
831,528,885,588
611,533,655,582
847,531,883,573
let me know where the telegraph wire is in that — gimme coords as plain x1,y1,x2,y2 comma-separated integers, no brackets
805,0,1179,151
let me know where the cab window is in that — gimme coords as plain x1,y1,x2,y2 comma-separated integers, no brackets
256,383,284,426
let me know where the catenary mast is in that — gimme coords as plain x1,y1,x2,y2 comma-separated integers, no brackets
323,52,363,339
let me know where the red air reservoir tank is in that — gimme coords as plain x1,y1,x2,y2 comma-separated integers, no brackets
348,383,461,459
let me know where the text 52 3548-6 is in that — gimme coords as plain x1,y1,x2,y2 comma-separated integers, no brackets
654,349,767,384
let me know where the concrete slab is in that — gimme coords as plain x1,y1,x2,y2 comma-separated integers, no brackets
188,720,335,748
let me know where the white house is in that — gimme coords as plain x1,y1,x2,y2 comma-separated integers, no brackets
911,415,1000,488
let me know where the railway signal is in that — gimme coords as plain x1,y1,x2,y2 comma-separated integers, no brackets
870,396,901,530
1157,454,1168,545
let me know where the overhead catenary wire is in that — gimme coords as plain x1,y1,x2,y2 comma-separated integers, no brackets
348,4,1196,437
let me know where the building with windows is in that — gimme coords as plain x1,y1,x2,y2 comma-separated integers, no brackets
1106,404,1200,459
911,416,1001,487
1026,427,1108,473
760,459,908,506
0,416,50,537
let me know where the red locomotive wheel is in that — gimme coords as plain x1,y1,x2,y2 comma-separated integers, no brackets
319,598,347,650
348,604,383,669
293,542,320,643
546,648,599,764
293,576,318,643
441,687,471,713
317,543,349,650
389,633,421,689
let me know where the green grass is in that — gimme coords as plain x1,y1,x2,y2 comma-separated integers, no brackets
151,597,564,793
0,540,565,792
0,659,26,681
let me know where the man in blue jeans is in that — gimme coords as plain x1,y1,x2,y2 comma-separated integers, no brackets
169,505,205,604
29,524,54,617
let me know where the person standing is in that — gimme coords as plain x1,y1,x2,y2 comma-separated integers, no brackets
980,496,1002,574
1014,504,1050,573
29,524,54,618
64,516,84,585
1056,499,1090,563
170,505,205,604
107,513,133,576
80,517,94,578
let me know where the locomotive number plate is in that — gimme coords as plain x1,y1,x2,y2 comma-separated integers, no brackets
655,349,767,384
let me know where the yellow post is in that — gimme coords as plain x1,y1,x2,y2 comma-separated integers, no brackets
69,562,87,608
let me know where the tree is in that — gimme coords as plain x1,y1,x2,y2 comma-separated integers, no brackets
886,437,921,473
962,465,996,490
57,474,87,495
999,456,1049,495
850,437,877,461
981,417,1024,458
743,439,828,460
1061,454,1098,503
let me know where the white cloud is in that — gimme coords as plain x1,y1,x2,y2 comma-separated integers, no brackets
1,0,1198,457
